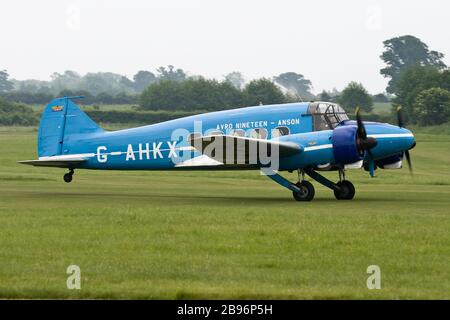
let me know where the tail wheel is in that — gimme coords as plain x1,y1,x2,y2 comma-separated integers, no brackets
63,169,74,183
63,173,72,183
334,180,355,200
293,181,315,201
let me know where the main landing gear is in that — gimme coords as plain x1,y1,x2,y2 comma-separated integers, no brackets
262,168,355,201
305,168,355,200
333,170,355,200
292,170,315,201
63,169,74,183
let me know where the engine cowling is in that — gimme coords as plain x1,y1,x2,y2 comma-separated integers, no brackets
331,126,363,165
376,154,402,169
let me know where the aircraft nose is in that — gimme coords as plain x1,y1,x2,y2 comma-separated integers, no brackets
392,126,415,152
368,124,415,158
402,127,415,150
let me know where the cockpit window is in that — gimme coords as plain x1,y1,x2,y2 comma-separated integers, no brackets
230,129,245,137
308,102,349,131
249,128,268,139
271,126,290,138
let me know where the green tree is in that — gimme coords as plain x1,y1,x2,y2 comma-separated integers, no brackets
95,92,115,104
140,80,183,111
181,78,245,110
50,70,81,93
17,79,51,94
372,93,389,103
0,97,39,125
224,71,245,89
58,89,94,103
243,78,286,106
156,65,186,82
133,70,156,92
273,72,313,100
0,70,14,93
393,65,442,121
77,72,134,95
440,69,450,91
338,82,373,113
380,35,446,93
140,78,246,111
414,88,450,125
318,90,331,101
120,76,135,91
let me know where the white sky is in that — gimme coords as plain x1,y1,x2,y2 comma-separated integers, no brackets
1,0,449,94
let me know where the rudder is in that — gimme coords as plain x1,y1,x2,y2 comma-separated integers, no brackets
38,97,103,157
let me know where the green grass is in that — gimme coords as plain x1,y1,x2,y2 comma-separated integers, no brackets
411,122,450,136
0,128,450,299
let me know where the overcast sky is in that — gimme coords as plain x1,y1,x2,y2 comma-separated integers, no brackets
1,0,448,94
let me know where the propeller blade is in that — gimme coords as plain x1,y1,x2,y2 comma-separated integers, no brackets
367,150,375,177
397,106,404,128
355,108,377,166
355,107,367,139
404,150,413,175
397,106,413,175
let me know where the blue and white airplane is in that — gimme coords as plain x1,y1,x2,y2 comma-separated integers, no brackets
19,97,415,201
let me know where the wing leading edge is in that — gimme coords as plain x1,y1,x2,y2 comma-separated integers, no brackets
177,134,302,167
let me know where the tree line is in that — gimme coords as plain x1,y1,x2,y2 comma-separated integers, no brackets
1,35,449,126
0,67,316,106
378,35,450,125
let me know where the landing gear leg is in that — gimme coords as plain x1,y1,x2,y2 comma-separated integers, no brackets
292,169,315,201
304,168,355,200
334,169,355,200
261,168,315,201
63,169,74,183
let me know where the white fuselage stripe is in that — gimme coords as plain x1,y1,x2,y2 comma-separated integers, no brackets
39,153,95,160
304,144,333,152
38,147,194,161
368,133,414,138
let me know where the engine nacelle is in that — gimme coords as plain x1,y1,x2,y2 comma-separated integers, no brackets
331,126,363,165
376,154,402,169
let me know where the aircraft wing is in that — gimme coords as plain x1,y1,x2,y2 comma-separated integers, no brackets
18,157,87,168
185,134,301,166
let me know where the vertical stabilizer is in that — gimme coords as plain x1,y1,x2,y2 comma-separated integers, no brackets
37,97,103,157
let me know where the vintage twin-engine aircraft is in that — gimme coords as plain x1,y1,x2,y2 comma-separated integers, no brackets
19,97,415,201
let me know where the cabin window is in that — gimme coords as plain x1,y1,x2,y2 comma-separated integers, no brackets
271,126,290,138
187,132,202,142
249,128,268,139
207,130,224,136
230,129,245,137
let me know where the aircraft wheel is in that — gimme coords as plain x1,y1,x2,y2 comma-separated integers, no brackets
63,173,73,183
334,180,355,200
293,181,315,201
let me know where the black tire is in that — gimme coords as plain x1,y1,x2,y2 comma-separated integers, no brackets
292,181,315,201
334,180,355,200
63,173,73,183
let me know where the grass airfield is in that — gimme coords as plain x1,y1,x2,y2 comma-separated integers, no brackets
0,127,449,299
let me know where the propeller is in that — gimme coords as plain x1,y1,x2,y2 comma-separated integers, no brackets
396,106,413,175
355,107,378,177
